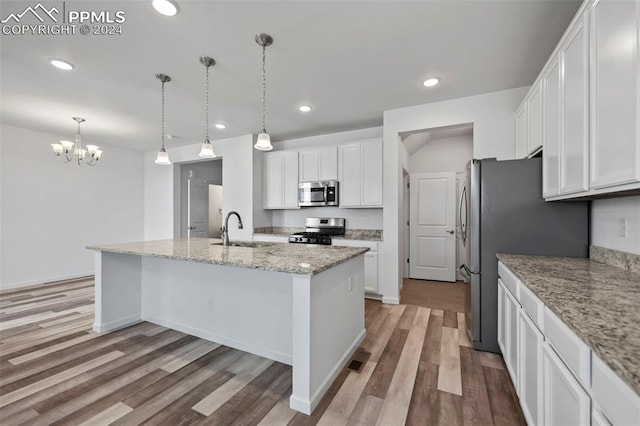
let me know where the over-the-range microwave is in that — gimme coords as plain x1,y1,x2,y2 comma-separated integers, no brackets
298,181,339,207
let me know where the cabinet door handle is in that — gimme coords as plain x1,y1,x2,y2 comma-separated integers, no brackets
446,230,455,234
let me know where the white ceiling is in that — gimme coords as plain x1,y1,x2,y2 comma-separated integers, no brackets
0,0,581,152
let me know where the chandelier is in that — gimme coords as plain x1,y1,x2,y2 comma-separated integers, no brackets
51,117,102,165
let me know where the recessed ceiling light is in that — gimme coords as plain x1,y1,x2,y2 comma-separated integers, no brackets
298,105,312,112
423,77,440,87
152,0,179,16
215,123,227,129
50,59,74,71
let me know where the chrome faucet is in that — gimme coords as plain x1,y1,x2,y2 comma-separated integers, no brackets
221,211,243,246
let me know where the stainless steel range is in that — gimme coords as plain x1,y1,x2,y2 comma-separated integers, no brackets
288,218,345,245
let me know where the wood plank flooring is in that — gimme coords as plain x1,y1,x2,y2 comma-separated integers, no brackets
0,278,524,425
401,279,467,313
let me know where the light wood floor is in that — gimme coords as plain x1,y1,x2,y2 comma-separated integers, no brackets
0,278,524,425
401,278,466,313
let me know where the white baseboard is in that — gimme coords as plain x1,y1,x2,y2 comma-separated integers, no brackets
0,272,94,292
382,296,400,305
141,313,292,365
290,328,366,415
93,314,141,333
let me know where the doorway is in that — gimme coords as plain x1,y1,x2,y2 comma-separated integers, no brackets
178,159,223,238
400,123,473,286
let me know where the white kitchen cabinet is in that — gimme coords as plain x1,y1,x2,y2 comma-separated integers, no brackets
590,0,640,190
527,82,544,156
338,139,383,208
560,11,590,195
543,57,561,198
498,279,506,354
518,308,544,426
364,252,379,294
299,146,338,182
591,407,611,426
543,342,590,426
332,239,379,294
263,151,299,210
516,104,528,159
504,282,520,389
591,353,640,426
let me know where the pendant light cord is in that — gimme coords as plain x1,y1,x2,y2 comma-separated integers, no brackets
161,80,166,150
205,64,210,142
261,43,267,134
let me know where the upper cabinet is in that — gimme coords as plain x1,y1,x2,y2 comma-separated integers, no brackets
516,103,528,158
299,146,338,182
519,0,640,200
263,151,299,210
590,0,640,190
528,82,544,156
338,139,383,208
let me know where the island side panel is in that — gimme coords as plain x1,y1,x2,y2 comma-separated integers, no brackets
139,256,293,364
93,251,142,332
290,255,366,415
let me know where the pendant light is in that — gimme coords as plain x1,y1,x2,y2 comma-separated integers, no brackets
254,33,274,151
198,56,217,158
154,73,172,165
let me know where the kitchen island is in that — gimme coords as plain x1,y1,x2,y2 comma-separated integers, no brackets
87,238,368,415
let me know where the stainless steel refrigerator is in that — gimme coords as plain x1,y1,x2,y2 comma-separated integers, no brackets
460,158,589,353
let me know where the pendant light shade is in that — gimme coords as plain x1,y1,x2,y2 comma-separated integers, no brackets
155,147,171,165
255,132,272,151
155,73,172,165
198,56,217,159
254,33,274,151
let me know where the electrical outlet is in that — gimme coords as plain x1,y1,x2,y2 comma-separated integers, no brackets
619,218,627,238
206,297,214,311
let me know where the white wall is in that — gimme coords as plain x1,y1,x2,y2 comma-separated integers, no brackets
382,87,528,303
408,135,473,174
144,134,256,242
269,127,384,231
591,196,640,255
0,124,144,289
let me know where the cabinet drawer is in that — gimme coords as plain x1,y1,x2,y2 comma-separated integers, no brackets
498,261,519,298
519,283,544,332
543,307,590,387
592,354,640,426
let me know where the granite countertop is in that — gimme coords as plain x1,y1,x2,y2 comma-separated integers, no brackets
253,227,383,241
497,253,640,396
87,238,369,276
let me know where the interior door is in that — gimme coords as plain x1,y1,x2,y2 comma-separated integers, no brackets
208,184,223,238
409,172,457,281
187,178,208,238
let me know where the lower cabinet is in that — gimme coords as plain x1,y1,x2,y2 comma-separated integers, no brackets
363,251,379,294
504,281,520,388
332,239,379,294
499,260,640,426
518,309,544,426
543,342,591,426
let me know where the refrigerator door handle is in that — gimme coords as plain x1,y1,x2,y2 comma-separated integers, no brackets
459,264,479,278
459,186,467,246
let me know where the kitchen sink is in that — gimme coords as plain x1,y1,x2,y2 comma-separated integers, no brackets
211,241,276,248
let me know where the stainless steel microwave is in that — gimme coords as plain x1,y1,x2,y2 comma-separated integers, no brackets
298,181,339,207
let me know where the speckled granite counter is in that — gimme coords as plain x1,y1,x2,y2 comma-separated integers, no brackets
88,238,368,276
253,227,383,241
497,253,640,396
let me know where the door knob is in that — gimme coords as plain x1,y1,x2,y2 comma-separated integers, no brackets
188,226,196,230
446,230,455,234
